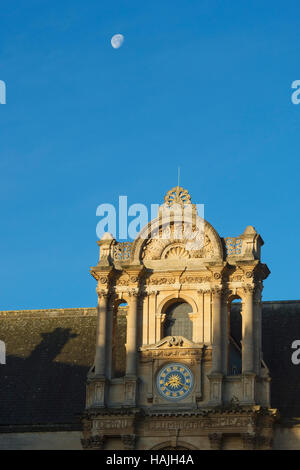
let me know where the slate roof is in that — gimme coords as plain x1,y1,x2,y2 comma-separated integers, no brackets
0,302,299,429
232,300,300,420
0,308,97,430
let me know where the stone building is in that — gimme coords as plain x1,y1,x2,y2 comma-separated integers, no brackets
0,187,300,449
80,186,298,450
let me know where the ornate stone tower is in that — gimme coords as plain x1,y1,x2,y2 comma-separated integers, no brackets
81,187,277,450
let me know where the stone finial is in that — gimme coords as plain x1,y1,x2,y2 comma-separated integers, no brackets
97,232,115,265
242,225,264,260
164,186,192,207
100,232,114,241
243,225,257,235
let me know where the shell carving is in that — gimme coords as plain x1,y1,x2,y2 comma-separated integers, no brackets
163,245,190,259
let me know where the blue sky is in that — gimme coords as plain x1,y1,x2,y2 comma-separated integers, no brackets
0,0,300,309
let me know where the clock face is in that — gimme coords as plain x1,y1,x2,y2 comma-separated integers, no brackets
156,363,194,401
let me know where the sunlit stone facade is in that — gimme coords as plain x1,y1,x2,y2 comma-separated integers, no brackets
82,187,277,450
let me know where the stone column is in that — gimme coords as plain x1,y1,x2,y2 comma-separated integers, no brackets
221,293,229,375
253,286,262,375
242,286,254,373
126,290,139,376
208,287,223,405
211,287,222,373
95,288,109,376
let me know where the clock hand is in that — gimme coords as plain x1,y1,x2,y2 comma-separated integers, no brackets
164,381,186,388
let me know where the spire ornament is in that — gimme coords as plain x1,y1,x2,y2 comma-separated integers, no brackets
164,186,192,208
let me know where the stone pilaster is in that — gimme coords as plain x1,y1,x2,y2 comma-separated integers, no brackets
208,287,224,405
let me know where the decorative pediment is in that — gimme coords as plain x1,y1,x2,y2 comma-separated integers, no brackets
129,186,224,262
140,336,201,351
139,336,206,362
141,225,215,261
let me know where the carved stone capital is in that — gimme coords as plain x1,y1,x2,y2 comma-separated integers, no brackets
99,275,109,285
138,290,148,299
148,287,160,296
242,284,255,296
211,286,222,297
208,433,223,450
122,434,136,450
81,434,106,450
96,286,109,299
128,288,139,298
221,287,233,303
197,288,210,295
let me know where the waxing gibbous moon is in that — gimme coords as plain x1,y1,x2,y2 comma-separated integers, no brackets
111,34,124,49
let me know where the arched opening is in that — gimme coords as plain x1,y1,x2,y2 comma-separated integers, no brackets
150,441,199,450
111,300,127,378
158,446,190,450
228,297,242,375
162,300,193,340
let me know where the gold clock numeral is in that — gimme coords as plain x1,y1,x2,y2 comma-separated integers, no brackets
161,373,166,377
180,368,184,372
166,391,170,396
172,392,177,397
180,391,184,395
